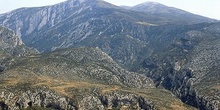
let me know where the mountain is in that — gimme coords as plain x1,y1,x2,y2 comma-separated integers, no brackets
129,2,216,24
0,46,196,110
0,0,215,68
0,0,220,109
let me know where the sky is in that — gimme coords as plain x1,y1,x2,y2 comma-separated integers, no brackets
0,0,219,20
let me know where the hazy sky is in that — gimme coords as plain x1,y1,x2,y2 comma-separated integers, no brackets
0,0,219,20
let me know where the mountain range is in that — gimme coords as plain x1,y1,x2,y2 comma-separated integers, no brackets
0,0,220,109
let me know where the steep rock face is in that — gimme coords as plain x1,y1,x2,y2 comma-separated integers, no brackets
0,26,23,47
79,92,155,110
0,87,76,110
0,26,37,57
0,0,119,38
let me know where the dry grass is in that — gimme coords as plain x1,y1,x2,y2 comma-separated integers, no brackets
170,100,196,110
34,75,105,97
213,85,220,90
101,85,120,94
2,68,121,97
3,77,21,85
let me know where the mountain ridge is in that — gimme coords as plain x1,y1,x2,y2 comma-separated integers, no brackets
129,1,216,23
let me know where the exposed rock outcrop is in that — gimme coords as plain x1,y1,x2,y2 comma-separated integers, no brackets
0,26,37,57
0,87,76,110
0,65,4,72
79,92,156,110
0,86,158,110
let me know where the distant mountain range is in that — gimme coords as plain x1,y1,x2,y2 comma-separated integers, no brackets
0,0,220,109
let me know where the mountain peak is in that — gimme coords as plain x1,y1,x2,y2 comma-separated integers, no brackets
139,1,160,5
66,0,89,4
130,1,173,15
133,1,165,7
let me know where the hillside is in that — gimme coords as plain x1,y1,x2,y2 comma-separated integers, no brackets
0,47,195,110
134,22,220,109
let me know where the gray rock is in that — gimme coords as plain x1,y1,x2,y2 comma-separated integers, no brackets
0,66,4,72
0,88,76,110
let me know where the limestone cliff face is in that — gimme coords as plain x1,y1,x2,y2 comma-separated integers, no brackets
0,86,157,110
0,26,23,50
0,88,76,110
0,26,37,56
79,92,156,110
0,0,112,37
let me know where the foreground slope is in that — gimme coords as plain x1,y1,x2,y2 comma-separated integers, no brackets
0,47,195,110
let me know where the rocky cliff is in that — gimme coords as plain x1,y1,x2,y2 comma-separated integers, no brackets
0,26,37,57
